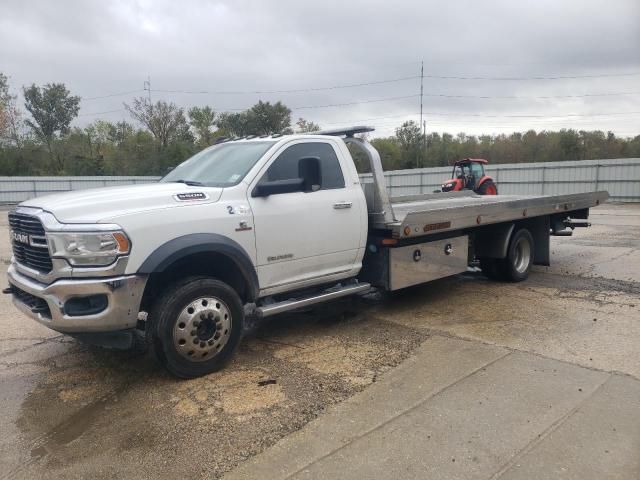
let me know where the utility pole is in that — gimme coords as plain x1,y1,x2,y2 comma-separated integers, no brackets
143,76,151,104
423,120,427,167
419,60,424,167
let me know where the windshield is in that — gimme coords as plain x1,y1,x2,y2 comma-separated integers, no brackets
161,141,276,187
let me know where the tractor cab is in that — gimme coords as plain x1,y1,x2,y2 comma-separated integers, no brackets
441,158,497,195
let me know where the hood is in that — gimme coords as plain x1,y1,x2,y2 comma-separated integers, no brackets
21,182,223,223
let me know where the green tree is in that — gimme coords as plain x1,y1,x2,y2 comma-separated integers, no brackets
216,111,252,137
370,137,402,170
0,73,10,139
396,120,424,168
124,97,191,147
188,106,217,146
23,83,80,169
247,101,292,135
295,117,321,133
106,120,135,145
217,101,292,136
558,129,581,161
0,74,24,147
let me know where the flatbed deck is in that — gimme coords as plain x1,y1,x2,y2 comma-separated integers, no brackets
377,190,609,238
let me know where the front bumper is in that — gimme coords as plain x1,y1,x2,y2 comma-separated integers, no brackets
6,264,147,333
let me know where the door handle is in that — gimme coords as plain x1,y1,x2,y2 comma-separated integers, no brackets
333,202,353,209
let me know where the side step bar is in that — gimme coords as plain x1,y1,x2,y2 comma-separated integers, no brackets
255,283,371,318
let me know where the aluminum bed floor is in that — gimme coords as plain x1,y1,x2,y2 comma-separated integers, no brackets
376,190,609,238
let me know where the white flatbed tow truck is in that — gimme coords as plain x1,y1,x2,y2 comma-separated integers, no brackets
5,126,607,377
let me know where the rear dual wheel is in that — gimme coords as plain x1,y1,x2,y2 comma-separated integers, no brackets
480,228,534,282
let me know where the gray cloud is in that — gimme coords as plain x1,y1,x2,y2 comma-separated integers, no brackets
1,0,639,137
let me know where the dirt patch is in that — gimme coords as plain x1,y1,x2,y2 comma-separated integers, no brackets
220,382,286,415
12,303,427,479
58,384,101,403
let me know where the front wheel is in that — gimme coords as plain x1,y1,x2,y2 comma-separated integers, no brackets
150,277,244,378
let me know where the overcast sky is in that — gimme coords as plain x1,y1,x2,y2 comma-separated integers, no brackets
1,0,639,137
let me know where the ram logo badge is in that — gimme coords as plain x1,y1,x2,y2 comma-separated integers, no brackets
10,230,30,245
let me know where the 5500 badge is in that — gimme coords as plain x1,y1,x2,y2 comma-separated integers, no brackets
173,192,209,202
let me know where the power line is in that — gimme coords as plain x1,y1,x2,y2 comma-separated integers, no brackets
413,116,640,125
78,98,418,118
77,86,640,106
422,72,640,81
422,91,640,99
153,75,421,96
150,70,640,96
424,111,640,119
77,108,126,117
199,94,420,113
81,89,144,101
320,113,640,130
292,94,419,110
76,67,640,103
76,103,640,122
322,112,420,125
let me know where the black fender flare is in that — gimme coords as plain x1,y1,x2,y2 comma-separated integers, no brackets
138,233,259,301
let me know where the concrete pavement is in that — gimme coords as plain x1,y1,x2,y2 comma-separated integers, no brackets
225,336,639,480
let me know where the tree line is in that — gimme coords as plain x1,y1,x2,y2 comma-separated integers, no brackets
0,73,638,176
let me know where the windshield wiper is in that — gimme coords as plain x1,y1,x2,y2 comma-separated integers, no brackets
172,179,205,186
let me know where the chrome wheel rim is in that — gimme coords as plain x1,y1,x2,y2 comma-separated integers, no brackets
513,237,531,274
173,297,232,362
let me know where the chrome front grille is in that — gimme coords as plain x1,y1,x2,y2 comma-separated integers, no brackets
8,212,53,273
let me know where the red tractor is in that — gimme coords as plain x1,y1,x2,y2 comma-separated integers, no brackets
440,158,498,195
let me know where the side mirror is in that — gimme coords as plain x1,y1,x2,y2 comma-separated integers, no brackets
298,156,321,192
251,178,304,197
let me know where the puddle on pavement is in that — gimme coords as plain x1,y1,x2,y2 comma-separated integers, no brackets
10,301,427,479
29,384,130,460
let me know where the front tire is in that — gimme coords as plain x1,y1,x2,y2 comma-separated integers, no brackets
150,277,244,378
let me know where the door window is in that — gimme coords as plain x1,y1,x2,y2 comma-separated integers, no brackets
262,142,345,190
469,163,484,178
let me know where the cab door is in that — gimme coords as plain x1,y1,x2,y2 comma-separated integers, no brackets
247,140,363,292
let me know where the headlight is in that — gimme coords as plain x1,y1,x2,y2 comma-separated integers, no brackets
48,231,130,266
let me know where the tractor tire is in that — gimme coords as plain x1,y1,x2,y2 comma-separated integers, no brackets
150,276,244,378
479,258,505,281
477,180,498,195
501,228,534,282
